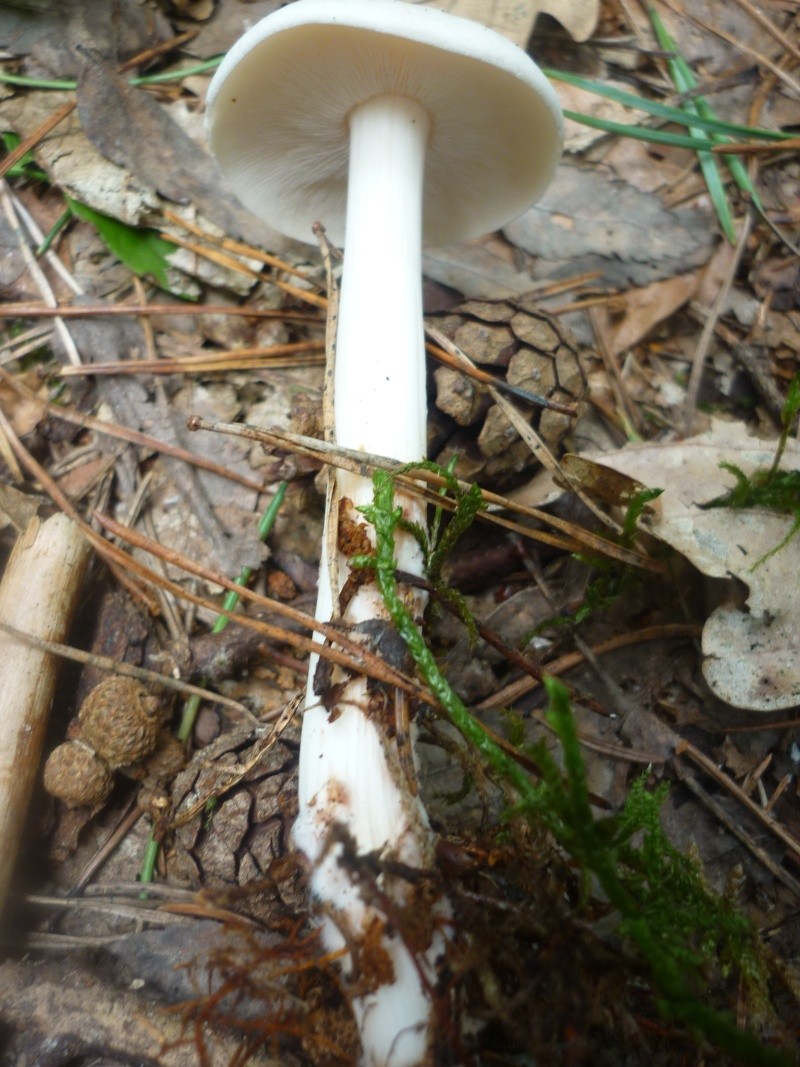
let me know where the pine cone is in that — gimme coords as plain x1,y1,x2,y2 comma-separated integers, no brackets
429,296,586,486
43,741,114,808
78,677,163,770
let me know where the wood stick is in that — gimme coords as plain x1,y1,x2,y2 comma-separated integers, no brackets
0,513,91,914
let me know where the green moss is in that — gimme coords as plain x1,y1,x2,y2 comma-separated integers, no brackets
358,463,794,1065
700,375,800,568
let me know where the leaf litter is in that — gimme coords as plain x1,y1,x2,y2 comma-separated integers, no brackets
0,0,799,1063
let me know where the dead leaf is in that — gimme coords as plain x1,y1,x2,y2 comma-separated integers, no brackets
592,422,800,712
559,453,657,511
557,81,646,154
185,0,284,57
424,240,537,300
0,954,283,1067
75,57,279,248
0,6,61,58
604,273,700,356
412,0,599,44
504,165,715,288
3,89,161,225
8,0,172,68
0,483,42,533
0,375,46,438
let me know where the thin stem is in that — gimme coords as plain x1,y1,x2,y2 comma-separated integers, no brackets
334,94,429,510
294,94,439,1067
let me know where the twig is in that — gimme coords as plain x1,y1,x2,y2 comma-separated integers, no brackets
426,326,618,536
188,418,664,571
161,231,328,309
676,738,800,863
711,136,800,156
0,181,82,365
658,0,800,99
675,764,800,896
171,694,301,827
91,510,437,705
73,802,144,895
477,622,700,709
0,302,320,322
9,191,83,295
0,366,269,493
163,208,323,288
313,222,343,617
55,340,325,375
426,334,579,416
723,0,800,65
0,619,259,723
684,213,753,434
589,306,642,438
117,29,201,74
0,514,90,915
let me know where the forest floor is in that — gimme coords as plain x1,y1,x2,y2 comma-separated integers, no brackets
0,1,799,1064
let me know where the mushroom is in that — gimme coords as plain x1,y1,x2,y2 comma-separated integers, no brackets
206,3,561,1062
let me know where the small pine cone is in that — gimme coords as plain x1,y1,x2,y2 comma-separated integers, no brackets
43,741,114,808
78,677,162,770
429,297,586,487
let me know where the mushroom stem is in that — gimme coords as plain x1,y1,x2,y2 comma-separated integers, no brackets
294,94,442,1067
337,95,428,464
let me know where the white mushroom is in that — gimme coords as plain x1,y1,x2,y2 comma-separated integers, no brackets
207,3,561,1063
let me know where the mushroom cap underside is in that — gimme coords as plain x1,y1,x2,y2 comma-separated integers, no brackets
207,0,562,246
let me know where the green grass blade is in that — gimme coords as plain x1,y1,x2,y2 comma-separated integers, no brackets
130,58,223,86
649,7,738,242
545,68,790,142
561,109,720,150
0,57,223,92
0,72,76,90
691,94,765,212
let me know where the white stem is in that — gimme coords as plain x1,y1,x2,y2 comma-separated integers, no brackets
294,96,443,1067
336,94,429,611
336,96,428,467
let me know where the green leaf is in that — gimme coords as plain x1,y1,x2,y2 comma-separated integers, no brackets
67,198,176,290
1,131,50,183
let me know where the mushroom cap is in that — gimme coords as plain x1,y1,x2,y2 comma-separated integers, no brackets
207,0,562,246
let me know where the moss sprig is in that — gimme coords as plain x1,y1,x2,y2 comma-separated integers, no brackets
359,465,793,1066
701,375,800,568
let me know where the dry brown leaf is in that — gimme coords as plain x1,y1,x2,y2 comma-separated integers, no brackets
424,240,537,300
0,483,41,534
75,58,278,249
590,422,800,712
410,0,599,44
605,273,699,356
559,453,656,510
557,81,645,154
